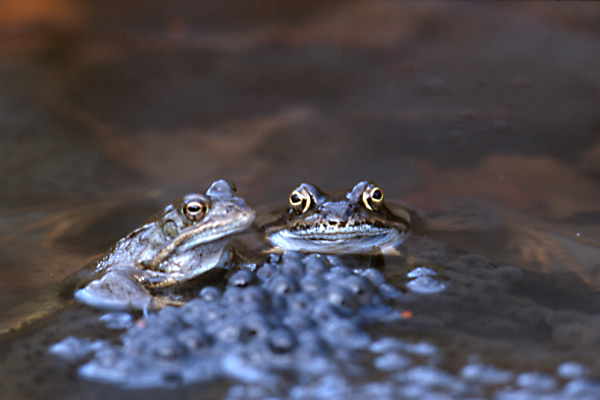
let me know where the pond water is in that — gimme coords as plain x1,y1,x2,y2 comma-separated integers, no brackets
1,2,600,399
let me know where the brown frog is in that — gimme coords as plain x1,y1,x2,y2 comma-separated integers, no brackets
261,181,413,254
0,180,254,336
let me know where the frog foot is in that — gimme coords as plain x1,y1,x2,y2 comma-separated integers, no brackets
75,269,159,312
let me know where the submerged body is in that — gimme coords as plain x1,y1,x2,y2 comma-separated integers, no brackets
0,180,254,336
262,181,413,254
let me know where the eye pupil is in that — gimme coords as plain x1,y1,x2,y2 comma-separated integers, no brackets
289,188,311,214
372,189,382,200
187,203,201,213
183,197,207,222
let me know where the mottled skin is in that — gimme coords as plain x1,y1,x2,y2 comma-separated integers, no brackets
0,180,255,336
262,181,412,254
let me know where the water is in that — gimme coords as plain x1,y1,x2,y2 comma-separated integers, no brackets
1,2,600,399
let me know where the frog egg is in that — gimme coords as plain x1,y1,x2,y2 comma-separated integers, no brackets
177,302,204,325
460,363,514,385
199,286,222,302
404,365,457,389
378,283,403,301
192,302,224,324
373,352,412,371
515,371,557,391
359,268,387,286
403,341,438,357
303,254,330,274
214,319,244,343
154,306,186,330
228,270,256,287
241,286,271,308
562,379,600,397
324,266,352,281
340,275,375,304
321,318,371,350
407,275,446,294
48,336,99,362
286,292,314,314
152,336,187,360
283,313,316,332
557,361,589,379
256,263,280,281
281,258,305,277
282,250,304,262
267,274,300,295
177,328,212,352
299,273,328,295
369,337,407,353
100,312,133,330
242,313,274,340
310,301,343,325
222,286,246,306
325,255,348,267
324,284,359,314
296,331,330,359
267,327,297,355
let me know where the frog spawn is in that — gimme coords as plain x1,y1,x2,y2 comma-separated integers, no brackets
48,246,600,398
50,251,405,389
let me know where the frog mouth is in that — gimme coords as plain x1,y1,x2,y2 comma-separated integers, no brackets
268,224,405,254
289,223,398,239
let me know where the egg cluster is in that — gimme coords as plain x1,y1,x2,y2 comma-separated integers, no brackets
50,251,404,389
49,243,600,398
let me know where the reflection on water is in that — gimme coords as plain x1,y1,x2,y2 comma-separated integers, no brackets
1,1,600,399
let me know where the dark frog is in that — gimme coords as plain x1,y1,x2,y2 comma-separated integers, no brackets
0,180,254,335
262,181,413,254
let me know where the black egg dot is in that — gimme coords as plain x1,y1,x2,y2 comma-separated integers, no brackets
342,275,374,304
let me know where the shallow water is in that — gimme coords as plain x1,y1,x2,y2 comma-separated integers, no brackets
1,2,600,399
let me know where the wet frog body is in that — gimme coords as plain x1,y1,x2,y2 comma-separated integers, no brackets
74,179,255,310
0,180,254,335
263,181,412,254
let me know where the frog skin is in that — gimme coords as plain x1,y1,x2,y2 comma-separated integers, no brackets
0,180,255,336
261,181,412,254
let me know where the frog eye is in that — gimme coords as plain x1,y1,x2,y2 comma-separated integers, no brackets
362,185,384,211
289,188,311,214
183,198,208,222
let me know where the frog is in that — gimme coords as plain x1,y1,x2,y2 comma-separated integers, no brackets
261,181,413,255
0,179,255,336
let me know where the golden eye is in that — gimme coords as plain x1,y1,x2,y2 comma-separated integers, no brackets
362,185,384,211
289,188,311,214
184,199,207,221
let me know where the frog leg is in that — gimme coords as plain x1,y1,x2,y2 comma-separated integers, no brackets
74,267,172,311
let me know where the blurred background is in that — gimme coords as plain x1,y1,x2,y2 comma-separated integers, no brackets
1,1,600,303
2,0,600,307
